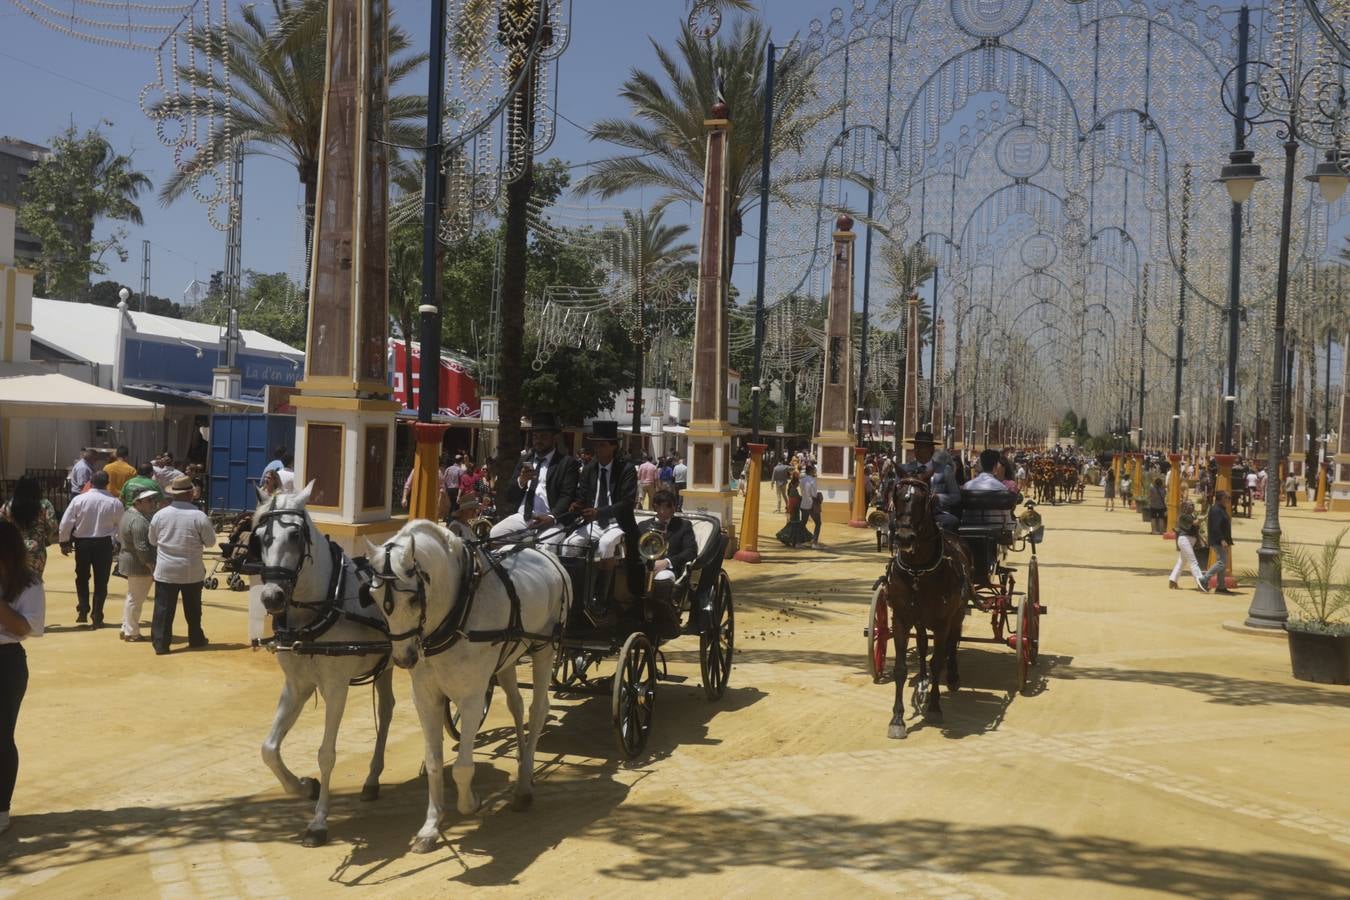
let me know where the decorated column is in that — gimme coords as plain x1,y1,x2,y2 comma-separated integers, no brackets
848,446,869,527
900,293,921,462
290,0,400,551
932,317,945,445
812,213,857,524
1290,360,1306,482
681,99,737,530
1164,452,1182,538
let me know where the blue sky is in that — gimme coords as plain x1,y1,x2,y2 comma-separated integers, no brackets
0,0,824,306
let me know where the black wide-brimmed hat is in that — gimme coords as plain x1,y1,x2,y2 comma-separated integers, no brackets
528,411,563,432
905,429,937,446
587,420,621,443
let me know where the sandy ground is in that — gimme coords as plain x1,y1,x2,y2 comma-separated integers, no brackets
1,486,1349,899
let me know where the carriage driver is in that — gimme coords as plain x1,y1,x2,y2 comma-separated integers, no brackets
900,429,962,532
564,421,645,601
640,489,698,637
491,411,578,540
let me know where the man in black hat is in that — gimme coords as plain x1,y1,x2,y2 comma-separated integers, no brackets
566,421,644,609
491,411,578,540
900,429,962,532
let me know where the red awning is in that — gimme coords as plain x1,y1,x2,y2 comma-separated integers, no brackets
389,339,481,418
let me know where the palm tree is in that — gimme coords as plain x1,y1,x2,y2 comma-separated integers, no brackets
578,17,831,272
156,0,426,251
615,209,696,437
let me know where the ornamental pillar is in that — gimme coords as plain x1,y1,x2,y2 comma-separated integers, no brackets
680,98,737,533
812,213,857,524
291,0,400,552
900,293,921,462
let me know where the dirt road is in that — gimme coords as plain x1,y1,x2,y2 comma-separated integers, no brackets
2,488,1348,898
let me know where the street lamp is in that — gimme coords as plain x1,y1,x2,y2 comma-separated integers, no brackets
1305,149,1350,203
1220,11,1350,628
1217,148,1266,203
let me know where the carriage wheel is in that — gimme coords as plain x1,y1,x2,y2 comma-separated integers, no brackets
700,571,734,700
1025,556,1041,667
865,580,890,683
612,632,657,759
445,680,496,742
1015,561,1041,694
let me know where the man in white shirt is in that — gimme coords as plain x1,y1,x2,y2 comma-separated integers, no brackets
148,475,218,654
58,470,123,627
672,458,688,509
152,453,186,490
68,447,98,498
277,452,296,493
799,464,823,549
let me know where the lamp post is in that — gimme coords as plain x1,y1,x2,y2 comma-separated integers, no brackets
1220,29,1350,628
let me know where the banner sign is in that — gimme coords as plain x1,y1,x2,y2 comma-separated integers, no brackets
390,339,481,418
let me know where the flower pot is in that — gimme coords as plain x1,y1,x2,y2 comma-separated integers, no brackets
1286,628,1350,685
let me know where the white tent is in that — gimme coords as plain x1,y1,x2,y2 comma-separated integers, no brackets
0,373,163,421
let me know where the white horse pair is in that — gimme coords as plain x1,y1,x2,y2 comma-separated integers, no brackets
255,488,568,854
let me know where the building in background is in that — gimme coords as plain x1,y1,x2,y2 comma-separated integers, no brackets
0,137,50,265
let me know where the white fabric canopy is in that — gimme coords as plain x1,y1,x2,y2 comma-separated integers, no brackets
0,373,163,421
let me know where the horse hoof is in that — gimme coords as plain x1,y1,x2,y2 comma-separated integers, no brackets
360,783,380,802
924,709,944,725
301,827,328,848
888,723,907,739
300,777,320,801
511,792,534,812
411,835,438,855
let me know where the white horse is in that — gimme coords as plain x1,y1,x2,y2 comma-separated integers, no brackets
254,485,396,847
366,519,568,854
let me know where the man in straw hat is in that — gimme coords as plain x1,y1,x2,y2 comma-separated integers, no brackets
147,475,217,655
491,410,578,540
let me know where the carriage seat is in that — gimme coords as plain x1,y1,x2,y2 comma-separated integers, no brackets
632,510,725,592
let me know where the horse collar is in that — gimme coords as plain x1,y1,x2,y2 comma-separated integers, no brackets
892,540,944,577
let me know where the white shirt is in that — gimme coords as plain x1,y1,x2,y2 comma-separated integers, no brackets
59,489,124,541
152,465,185,489
593,462,614,508
0,581,45,643
673,462,688,484
278,467,296,492
963,472,1007,491
530,450,555,513
148,501,218,584
1246,472,1258,488
799,475,818,509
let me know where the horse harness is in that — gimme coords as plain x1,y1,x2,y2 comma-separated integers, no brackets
372,534,563,670
254,506,392,685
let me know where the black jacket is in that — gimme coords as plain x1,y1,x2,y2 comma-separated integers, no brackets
1207,503,1232,546
577,457,638,527
640,515,698,578
500,448,578,520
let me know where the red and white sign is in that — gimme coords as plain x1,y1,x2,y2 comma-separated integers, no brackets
390,339,482,418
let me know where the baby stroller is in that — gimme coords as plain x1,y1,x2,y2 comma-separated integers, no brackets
206,512,255,591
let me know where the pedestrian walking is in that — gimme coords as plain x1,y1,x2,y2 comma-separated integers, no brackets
0,477,57,580
1200,492,1234,594
119,463,161,508
0,520,44,837
673,457,688,509
1103,467,1116,511
58,471,123,626
148,475,217,654
775,470,811,547
1168,499,1207,591
658,457,675,494
1284,473,1298,507
67,447,99,498
771,460,789,513
636,455,659,510
800,464,823,549
102,446,136,498
117,490,159,643
1147,477,1167,534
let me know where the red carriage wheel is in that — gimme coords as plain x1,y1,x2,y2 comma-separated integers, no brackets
1025,556,1041,667
866,579,890,683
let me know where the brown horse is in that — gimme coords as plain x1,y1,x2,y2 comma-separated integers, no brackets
883,477,972,738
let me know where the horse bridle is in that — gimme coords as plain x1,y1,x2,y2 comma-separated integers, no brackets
255,507,322,608
369,544,432,643
890,477,944,576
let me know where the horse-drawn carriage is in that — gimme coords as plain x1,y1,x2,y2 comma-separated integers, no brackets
548,510,735,758
864,479,1046,736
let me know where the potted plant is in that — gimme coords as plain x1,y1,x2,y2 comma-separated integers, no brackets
1248,528,1350,684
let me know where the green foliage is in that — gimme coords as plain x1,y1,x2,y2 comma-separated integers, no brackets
188,270,306,349
156,0,426,248
84,280,183,318
1244,528,1350,633
578,16,833,267
18,125,152,300
521,317,632,425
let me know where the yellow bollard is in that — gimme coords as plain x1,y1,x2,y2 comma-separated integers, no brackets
733,443,767,563
408,423,449,521
849,446,870,527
